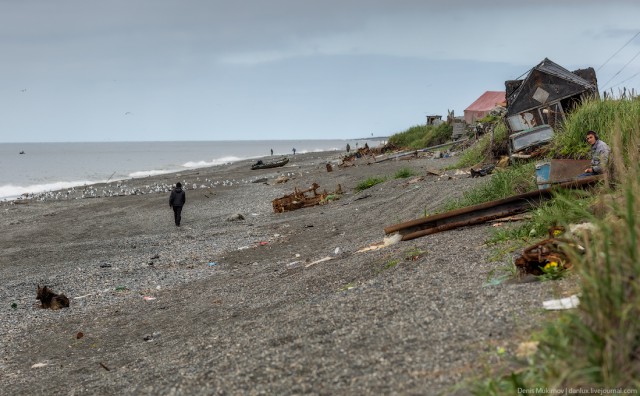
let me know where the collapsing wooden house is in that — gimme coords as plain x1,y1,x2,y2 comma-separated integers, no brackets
505,58,598,134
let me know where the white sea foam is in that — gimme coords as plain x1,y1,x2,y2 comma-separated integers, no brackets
0,181,95,200
182,156,243,168
128,169,178,178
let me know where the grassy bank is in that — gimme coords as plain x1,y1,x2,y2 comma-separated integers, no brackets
462,97,640,394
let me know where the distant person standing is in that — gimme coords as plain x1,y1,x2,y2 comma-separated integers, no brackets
292,147,296,155
346,143,351,153
580,130,610,177
169,182,186,226
270,148,273,156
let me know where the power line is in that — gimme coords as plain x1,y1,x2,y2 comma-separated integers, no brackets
597,31,640,72
601,47,640,89
609,70,640,89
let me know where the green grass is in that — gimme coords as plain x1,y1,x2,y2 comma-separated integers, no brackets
355,177,385,192
467,101,640,393
384,259,400,270
451,122,510,169
443,163,536,211
388,123,453,149
551,97,640,160
394,167,417,179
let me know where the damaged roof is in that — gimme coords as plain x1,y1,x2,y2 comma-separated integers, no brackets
464,91,506,112
506,58,598,116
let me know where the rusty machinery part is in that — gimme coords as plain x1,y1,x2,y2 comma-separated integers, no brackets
514,237,574,276
272,183,342,213
384,176,602,241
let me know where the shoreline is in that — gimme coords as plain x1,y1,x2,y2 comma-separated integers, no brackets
0,150,566,394
2,149,348,202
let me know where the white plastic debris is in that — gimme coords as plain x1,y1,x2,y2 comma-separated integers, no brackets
543,294,580,310
286,261,301,269
31,362,48,369
334,247,341,255
383,233,402,247
305,256,333,268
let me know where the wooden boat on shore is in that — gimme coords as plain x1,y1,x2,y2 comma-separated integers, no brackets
251,157,289,170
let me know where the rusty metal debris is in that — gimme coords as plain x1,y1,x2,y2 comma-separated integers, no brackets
384,176,601,241
272,183,343,213
514,237,572,276
340,146,376,167
514,226,575,275
470,164,495,178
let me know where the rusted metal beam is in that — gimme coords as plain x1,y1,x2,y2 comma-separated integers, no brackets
384,176,601,241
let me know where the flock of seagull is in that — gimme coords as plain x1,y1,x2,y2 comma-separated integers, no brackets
9,172,303,203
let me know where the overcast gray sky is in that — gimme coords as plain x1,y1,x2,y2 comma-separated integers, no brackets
1,0,639,142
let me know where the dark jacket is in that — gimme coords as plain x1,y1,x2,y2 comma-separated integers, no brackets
169,187,186,207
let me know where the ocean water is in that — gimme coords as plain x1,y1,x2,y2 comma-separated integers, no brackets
0,139,383,200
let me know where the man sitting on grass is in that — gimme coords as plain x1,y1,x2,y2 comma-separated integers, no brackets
579,130,610,177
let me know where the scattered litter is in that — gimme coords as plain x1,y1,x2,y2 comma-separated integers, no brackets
286,261,301,269
31,362,48,369
514,231,574,276
305,256,333,268
543,294,580,310
143,296,156,301
295,253,301,258
357,233,402,253
334,247,341,255
470,164,496,178
237,246,250,250
74,293,93,300
226,213,245,222
143,331,161,342
208,262,218,267
258,241,268,246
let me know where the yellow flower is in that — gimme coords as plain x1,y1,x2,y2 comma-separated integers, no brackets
544,261,558,270
553,229,563,237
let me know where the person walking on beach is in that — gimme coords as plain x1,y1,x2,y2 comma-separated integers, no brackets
270,148,273,156
580,130,610,177
169,182,186,226
346,143,350,153
292,147,296,155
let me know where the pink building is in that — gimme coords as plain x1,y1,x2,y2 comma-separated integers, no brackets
464,91,506,124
